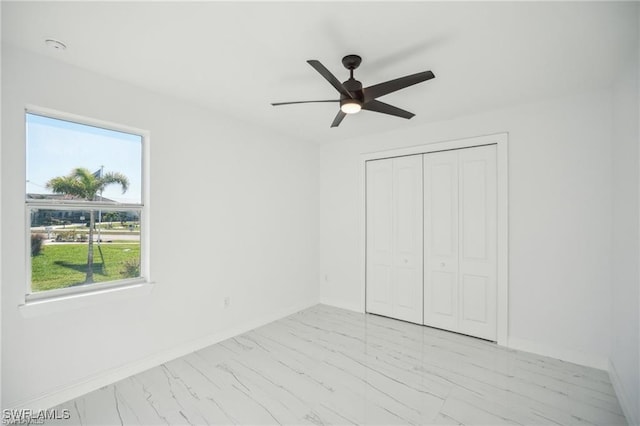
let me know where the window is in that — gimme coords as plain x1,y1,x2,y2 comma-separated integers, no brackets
25,109,147,300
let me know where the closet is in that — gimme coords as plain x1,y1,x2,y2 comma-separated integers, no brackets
366,144,497,341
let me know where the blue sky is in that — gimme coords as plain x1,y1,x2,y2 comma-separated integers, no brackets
26,113,142,204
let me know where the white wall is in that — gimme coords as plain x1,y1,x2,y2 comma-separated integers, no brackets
1,46,319,408
0,1,4,413
610,17,640,424
319,89,614,369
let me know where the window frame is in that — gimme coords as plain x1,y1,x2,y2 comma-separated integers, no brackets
24,105,151,303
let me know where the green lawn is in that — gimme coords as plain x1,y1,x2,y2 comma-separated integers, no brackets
31,243,140,292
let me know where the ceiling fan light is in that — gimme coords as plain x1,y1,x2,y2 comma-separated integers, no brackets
341,100,362,114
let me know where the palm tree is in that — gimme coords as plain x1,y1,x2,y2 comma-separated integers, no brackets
46,167,129,284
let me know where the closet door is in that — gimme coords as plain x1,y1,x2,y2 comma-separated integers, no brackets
423,151,459,332
366,155,423,324
423,145,497,341
366,159,394,318
458,145,497,340
391,155,424,323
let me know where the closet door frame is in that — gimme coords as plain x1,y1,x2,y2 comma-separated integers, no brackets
361,133,509,346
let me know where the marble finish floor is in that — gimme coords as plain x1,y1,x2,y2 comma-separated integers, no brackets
46,305,626,425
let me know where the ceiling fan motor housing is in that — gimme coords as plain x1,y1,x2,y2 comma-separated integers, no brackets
341,78,364,110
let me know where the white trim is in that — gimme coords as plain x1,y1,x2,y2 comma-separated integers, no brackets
19,282,155,317
319,297,363,313
25,105,149,140
508,336,608,371
637,9,640,426
359,133,509,345
496,137,509,345
141,115,151,286
25,206,31,298
610,359,639,426
0,8,3,408
26,200,144,209
360,133,506,160
7,300,317,411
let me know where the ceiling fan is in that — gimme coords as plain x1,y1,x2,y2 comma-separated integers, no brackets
271,54,435,128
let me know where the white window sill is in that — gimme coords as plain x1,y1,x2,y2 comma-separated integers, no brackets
18,282,155,318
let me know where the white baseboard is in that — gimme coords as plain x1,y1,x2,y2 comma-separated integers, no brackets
8,300,318,412
319,297,363,313
609,359,639,426
507,337,609,371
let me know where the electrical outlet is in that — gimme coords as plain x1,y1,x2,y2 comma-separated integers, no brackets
224,296,230,308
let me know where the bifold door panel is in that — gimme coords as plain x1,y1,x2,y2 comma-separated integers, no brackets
366,159,394,318
424,151,459,332
457,146,497,340
366,145,498,341
366,155,423,324
423,145,497,340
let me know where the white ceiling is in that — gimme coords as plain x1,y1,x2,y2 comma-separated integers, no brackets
2,1,637,143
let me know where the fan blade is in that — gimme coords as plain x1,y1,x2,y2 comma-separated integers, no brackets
271,100,339,106
330,110,347,128
307,60,353,99
364,70,435,102
362,100,415,119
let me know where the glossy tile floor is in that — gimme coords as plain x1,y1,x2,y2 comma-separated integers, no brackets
47,305,627,425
